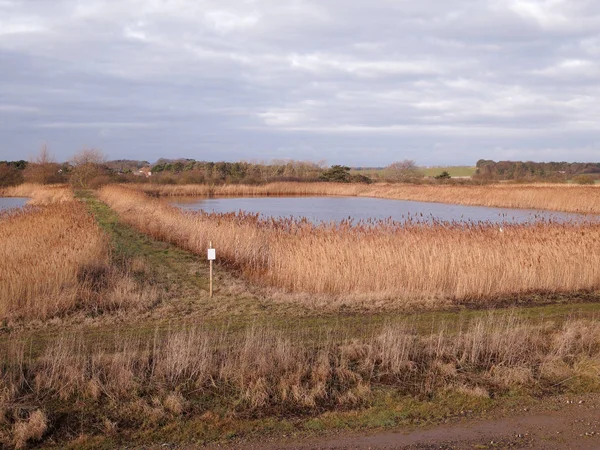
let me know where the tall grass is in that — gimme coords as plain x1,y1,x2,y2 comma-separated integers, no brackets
0,198,157,321
0,183,74,205
131,182,600,214
2,315,600,447
99,185,600,305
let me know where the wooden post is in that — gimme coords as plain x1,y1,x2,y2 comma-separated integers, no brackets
209,241,213,298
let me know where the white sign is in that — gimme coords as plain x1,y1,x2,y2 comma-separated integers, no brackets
207,248,216,260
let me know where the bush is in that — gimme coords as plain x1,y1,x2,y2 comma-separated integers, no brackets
319,165,351,182
0,165,24,188
349,174,373,184
572,175,596,185
13,410,47,449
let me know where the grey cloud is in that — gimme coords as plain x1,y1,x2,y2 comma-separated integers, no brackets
1,0,599,165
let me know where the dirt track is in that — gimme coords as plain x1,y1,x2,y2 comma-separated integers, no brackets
194,394,600,450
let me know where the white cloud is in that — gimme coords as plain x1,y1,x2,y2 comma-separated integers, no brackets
288,53,442,77
204,10,261,33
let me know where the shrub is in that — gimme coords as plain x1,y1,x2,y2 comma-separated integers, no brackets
319,165,351,182
572,175,595,185
13,410,47,449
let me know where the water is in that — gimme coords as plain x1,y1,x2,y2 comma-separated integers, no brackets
0,197,28,212
170,196,591,225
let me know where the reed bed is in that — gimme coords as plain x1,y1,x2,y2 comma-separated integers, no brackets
0,183,74,205
1,315,600,447
132,182,600,214
0,200,156,321
99,185,600,305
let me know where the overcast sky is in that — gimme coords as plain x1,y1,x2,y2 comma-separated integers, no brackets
1,0,599,166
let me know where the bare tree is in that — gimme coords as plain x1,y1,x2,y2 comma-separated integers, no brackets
34,144,54,165
70,148,107,188
25,145,64,184
385,160,423,182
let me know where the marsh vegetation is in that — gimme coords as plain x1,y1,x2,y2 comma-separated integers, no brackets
1,181,600,448
100,184,600,304
131,181,600,214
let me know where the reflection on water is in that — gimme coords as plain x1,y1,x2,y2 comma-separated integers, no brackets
0,197,27,212
170,196,592,225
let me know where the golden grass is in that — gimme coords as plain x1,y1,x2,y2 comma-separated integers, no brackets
0,183,74,205
0,198,157,321
0,202,108,320
132,182,600,214
99,185,600,304
2,314,600,447
12,410,47,449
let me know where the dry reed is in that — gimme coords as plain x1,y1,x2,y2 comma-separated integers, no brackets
132,182,600,214
99,185,600,304
0,199,157,321
2,315,600,447
0,183,74,205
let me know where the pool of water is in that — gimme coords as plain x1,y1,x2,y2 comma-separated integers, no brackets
170,196,591,225
0,197,28,212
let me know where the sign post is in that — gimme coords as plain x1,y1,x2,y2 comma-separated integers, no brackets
207,241,216,297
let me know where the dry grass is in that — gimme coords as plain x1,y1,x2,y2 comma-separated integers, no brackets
0,183,74,205
132,182,600,214
0,198,158,321
99,185,600,304
2,315,600,447
12,410,47,449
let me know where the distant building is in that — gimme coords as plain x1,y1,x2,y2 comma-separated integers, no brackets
134,166,152,177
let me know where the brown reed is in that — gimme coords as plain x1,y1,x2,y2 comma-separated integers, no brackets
99,185,600,304
131,182,600,214
0,183,74,205
0,197,157,321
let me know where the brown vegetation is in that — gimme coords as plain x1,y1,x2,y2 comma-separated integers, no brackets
1,315,600,447
99,185,600,304
21,146,67,185
12,410,47,449
130,181,600,214
0,183,74,205
0,189,157,321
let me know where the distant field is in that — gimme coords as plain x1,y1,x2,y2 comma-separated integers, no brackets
420,165,477,177
351,166,477,178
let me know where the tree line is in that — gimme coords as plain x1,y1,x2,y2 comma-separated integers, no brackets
475,160,600,183
3,147,599,189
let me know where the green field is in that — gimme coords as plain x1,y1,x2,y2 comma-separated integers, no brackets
352,166,476,179
420,166,477,177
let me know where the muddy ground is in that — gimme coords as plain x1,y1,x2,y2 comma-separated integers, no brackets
140,394,600,450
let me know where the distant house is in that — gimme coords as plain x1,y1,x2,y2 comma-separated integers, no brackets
134,166,152,177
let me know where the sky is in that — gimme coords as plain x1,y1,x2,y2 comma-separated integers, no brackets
1,0,600,166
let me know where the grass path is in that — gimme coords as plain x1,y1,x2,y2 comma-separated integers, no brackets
77,190,318,327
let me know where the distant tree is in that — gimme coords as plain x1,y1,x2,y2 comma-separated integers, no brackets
24,145,65,184
319,165,352,182
9,160,28,170
385,160,423,182
0,163,24,187
434,170,451,180
349,173,373,184
70,148,107,188
572,174,595,185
